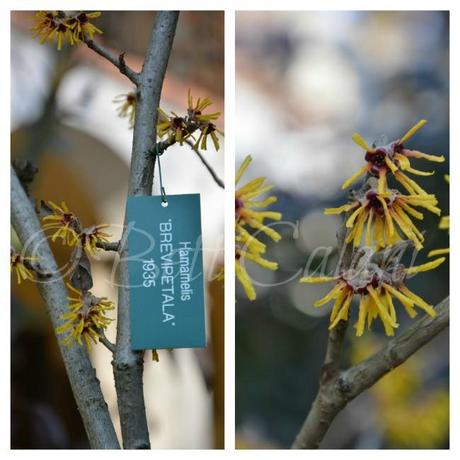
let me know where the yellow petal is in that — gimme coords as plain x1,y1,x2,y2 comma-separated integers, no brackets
299,276,338,284
399,119,427,144
405,257,445,275
236,155,252,184
352,132,372,151
342,165,368,190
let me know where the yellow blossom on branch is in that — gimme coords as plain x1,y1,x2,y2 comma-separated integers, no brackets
32,11,102,51
157,108,189,144
10,251,36,284
65,12,102,42
300,255,445,336
157,90,223,150
56,283,114,351
325,181,441,250
344,120,444,195
42,201,79,246
235,155,282,300
78,225,111,254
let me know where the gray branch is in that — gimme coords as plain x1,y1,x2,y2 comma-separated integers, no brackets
11,167,120,449
85,40,140,85
185,139,225,189
291,296,449,449
113,11,179,449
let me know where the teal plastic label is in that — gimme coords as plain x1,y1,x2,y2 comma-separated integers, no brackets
127,194,206,350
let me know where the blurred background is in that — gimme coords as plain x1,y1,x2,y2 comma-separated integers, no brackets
11,11,224,448
235,11,449,449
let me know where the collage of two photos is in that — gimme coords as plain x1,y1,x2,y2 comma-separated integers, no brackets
9,8,450,451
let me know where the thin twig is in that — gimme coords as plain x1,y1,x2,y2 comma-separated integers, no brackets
85,40,140,85
11,167,120,449
99,329,116,354
113,11,179,449
152,138,224,189
291,296,449,448
185,139,225,189
96,240,120,252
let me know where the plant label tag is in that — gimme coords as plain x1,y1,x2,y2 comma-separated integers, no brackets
127,194,206,350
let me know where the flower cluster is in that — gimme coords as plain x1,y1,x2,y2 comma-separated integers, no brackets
41,201,111,254
302,120,447,335
235,155,282,300
56,284,114,351
157,90,223,151
301,254,445,336
32,11,102,50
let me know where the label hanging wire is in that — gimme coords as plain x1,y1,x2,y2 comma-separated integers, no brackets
156,148,168,204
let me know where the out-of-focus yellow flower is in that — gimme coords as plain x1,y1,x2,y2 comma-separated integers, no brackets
10,251,36,284
113,92,137,128
351,336,449,448
300,256,445,336
429,174,450,257
325,183,440,250
42,201,79,246
32,11,102,50
235,155,281,300
78,225,111,254
344,120,444,195
56,283,114,351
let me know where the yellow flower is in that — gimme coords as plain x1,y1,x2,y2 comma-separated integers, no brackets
187,91,221,123
113,92,137,128
157,90,223,151
65,12,102,42
78,225,111,254
56,284,114,351
157,108,190,144
300,256,445,336
42,201,79,246
351,336,449,448
10,251,36,284
32,11,74,50
429,174,450,257
32,11,102,50
235,155,282,300
195,122,223,151
344,120,445,195
325,182,441,250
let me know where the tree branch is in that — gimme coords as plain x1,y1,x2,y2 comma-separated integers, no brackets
185,139,225,189
99,329,116,353
113,11,179,449
340,296,449,398
153,138,225,189
11,167,120,449
85,40,140,85
291,296,449,449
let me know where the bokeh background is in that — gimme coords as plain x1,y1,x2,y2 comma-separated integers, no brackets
11,11,224,448
235,11,449,449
